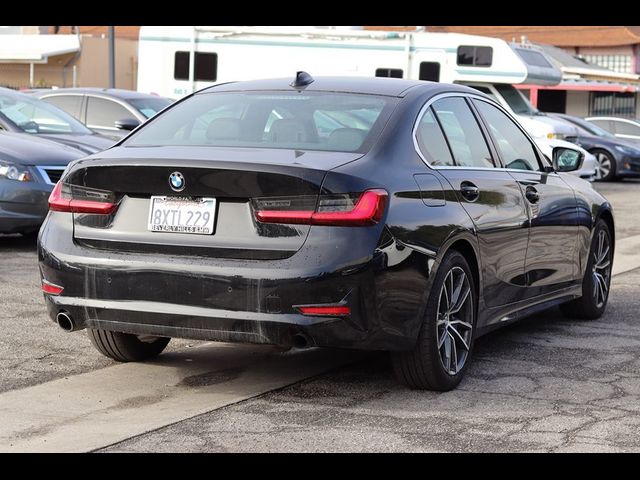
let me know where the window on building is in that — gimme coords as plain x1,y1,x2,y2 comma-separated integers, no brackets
582,54,632,74
457,46,493,67
174,51,218,82
589,91,637,118
375,68,403,78
419,62,440,82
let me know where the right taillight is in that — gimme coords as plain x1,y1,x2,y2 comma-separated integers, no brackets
253,189,388,227
48,181,117,215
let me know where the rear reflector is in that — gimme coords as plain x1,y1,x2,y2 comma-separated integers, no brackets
296,305,351,316
49,181,117,215
255,189,387,226
42,281,63,295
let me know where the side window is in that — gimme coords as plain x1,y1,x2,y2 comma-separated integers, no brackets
415,108,454,166
431,97,494,168
375,68,403,78
86,97,133,129
614,121,640,136
473,99,541,171
588,119,615,133
42,95,83,120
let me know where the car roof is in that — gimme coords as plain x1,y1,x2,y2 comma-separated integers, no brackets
199,76,474,98
31,88,164,100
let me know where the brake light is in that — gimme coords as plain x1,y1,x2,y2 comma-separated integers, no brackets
254,189,388,227
295,305,351,316
48,181,117,215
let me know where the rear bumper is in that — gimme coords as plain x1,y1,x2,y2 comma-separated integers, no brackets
39,212,432,351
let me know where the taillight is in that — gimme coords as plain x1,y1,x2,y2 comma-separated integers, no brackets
48,181,117,215
253,189,388,227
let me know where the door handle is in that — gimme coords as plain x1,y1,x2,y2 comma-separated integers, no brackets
460,181,480,202
525,186,540,203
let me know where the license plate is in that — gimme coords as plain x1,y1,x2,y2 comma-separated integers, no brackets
147,196,216,235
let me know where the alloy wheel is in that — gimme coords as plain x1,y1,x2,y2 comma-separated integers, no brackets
594,152,612,180
592,229,611,308
436,266,473,375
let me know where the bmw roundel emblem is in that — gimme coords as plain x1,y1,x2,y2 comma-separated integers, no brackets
169,171,185,192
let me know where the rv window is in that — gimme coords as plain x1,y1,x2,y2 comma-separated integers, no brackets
419,62,440,82
515,49,553,68
457,46,493,67
375,68,403,78
174,51,218,82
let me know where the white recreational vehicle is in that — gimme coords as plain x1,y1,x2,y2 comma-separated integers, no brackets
137,26,576,140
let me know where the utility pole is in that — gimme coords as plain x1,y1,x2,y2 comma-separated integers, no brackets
108,26,115,88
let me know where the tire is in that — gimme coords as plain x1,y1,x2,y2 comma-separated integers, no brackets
392,250,476,391
592,149,617,182
560,220,612,320
87,328,170,362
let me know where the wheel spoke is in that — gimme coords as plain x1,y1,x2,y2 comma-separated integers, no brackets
595,272,608,293
448,325,470,352
449,331,458,373
438,326,448,348
443,334,452,371
449,319,473,330
449,285,471,314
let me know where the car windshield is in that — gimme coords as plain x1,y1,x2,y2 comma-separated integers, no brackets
124,91,395,153
128,97,173,119
494,84,538,115
0,90,92,134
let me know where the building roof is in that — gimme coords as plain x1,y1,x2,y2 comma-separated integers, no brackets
0,35,80,63
48,26,140,40
423,26,640,48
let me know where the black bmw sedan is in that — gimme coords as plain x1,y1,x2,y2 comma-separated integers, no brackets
38,75,615,391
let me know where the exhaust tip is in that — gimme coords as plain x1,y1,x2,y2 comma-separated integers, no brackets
292,333,309,349
56,311,74,332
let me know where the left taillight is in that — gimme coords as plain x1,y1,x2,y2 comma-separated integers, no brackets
253,189,388,227
48,181,117,215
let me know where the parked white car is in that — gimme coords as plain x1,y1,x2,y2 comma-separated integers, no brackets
535,138,597,181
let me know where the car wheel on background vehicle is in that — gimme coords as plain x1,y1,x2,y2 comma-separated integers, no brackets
87,329,170,362
561,220,612,320
592,149,616,182
392,250,476,391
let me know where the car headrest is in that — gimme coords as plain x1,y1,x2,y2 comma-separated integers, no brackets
327,128,366,151
269,119,307,143
206,118,241,141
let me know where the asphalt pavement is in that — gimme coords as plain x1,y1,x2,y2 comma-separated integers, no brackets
1,179,639,452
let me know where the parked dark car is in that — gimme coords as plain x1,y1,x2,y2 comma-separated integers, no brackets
38,75,614,391
0,132,83,234
0,87,114,154
549,112,640,181
585,116,640,144
30,88,173,140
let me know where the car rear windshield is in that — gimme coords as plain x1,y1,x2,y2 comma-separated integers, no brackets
123,91,396,153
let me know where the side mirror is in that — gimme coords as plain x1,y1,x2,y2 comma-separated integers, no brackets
114,118,140,131
552,146,584,173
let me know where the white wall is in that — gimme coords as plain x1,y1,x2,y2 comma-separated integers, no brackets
565,91,590,117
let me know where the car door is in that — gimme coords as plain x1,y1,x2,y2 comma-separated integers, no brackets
85,96,136,139
472,97,579,297
419,95,530,307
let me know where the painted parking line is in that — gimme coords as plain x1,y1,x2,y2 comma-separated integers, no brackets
0,343,365,452
612,234,640,277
